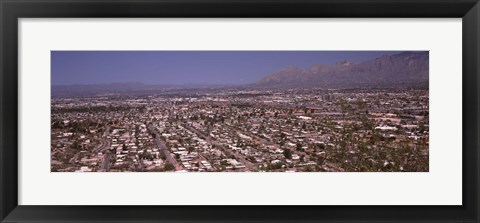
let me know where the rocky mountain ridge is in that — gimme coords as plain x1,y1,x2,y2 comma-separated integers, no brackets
256,51,429,88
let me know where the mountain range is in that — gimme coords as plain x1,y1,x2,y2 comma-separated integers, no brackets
52,51,428,96
256,51,428,88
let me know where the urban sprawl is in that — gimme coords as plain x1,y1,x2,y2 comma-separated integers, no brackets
51,88,429,172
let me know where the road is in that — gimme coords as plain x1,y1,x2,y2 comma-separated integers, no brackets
148,126,178,169
224,123,277,149
89,125,111,154
69,142,107,165
69,125,110,166
93,139,110,153
181,123,255,170
102,151,111,172
97,126,112,172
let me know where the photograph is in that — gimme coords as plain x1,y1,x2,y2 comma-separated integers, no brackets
50,51,429,172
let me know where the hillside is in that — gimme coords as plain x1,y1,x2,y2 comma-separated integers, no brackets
256,51,429,88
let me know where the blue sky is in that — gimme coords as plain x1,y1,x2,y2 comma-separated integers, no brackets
51,51,402,85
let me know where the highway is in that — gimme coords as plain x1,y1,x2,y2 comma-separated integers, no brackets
97,126,112,172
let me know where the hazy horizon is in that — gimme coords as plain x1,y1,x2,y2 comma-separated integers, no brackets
51,51,405,86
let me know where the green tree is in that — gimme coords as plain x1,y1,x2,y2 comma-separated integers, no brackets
283,149,292,159
296,143,302,150
164,163,175,171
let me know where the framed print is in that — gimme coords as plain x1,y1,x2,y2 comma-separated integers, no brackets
1,0,479,222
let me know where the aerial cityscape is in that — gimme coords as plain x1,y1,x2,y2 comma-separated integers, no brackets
51,51,429,172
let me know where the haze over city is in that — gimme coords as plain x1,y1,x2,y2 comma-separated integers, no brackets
52,51,403,86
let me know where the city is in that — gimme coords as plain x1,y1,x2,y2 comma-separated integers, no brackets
51,87,429,172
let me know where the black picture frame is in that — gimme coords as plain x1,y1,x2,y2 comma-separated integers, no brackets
1,0,479,222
